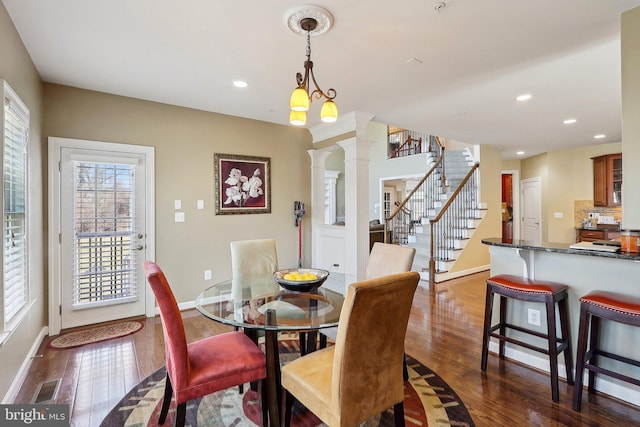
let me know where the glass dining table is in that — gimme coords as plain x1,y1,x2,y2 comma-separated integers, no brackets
195,274,345,426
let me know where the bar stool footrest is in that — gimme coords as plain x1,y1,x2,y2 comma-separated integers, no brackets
489,323,569,355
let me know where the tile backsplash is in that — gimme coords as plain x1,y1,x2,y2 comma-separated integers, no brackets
574,200,622,227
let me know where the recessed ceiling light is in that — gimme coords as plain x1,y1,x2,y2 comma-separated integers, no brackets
594,134,606,139
515,94,532,102
516,151,525,155
233,80,248,88
563,118,577,124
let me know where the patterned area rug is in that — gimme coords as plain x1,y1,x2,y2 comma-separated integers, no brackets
47,320,144,349
99,338,474,427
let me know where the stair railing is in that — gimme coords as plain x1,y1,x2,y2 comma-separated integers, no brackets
428,162,480,287
384,146,445,244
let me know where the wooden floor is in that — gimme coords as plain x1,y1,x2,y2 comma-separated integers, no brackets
15,271,640,426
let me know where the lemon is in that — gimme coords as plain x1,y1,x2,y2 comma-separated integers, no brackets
282,271,317,281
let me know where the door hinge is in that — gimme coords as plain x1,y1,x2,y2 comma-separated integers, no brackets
58,161,61,172
59,233,61,244
59,305,62,315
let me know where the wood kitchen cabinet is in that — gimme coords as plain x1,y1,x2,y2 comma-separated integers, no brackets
577,228,621,242
592,153,622,207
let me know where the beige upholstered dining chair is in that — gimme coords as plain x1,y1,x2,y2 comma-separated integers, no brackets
281,271,420,427
230,238,278,281
366,242,416,279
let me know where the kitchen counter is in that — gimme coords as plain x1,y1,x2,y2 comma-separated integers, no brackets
482,237,640,406
482,237,640,260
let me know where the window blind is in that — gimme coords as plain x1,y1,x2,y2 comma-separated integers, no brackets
3,92,28,324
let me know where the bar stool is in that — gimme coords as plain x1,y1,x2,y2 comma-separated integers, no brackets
572,290,640,412
481,274,574,402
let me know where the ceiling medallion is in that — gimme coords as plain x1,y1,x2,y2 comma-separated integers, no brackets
284,5,334,36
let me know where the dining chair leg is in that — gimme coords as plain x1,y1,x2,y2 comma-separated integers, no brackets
393,401,406,427
281,389,295,427
319,333,327,349
403,353,409,381
299,332,307,355
175,402,186,427
159,372,173,424
259,379,269,427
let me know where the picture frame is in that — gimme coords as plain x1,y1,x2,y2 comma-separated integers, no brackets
214,153,271,215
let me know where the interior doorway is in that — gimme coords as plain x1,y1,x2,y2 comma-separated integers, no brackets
501,169,520,241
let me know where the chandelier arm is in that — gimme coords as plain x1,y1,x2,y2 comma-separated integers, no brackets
308,69,336,101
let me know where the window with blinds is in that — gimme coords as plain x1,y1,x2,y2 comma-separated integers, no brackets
2,81,29,327
72,161,138,308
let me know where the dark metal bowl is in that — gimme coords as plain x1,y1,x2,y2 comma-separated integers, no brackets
273,268,330,292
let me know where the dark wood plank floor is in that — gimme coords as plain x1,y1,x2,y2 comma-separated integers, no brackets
15,271,640,426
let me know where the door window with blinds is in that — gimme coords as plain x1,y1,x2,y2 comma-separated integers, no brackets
72,161,138,309
2,81,29,331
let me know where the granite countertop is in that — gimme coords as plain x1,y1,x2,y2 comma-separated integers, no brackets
482,237,640,261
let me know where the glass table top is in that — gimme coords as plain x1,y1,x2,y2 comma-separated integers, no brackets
195,275,344,331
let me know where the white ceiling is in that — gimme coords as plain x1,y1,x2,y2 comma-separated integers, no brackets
3,0,640,159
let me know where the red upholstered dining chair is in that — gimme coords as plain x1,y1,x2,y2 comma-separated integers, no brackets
143,261,267,427
281,271,420,427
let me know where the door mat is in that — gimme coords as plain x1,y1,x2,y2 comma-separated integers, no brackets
47,320,144,350
99,339,475,426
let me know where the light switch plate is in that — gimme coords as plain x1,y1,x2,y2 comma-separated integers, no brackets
553,212,563,218
174,200,182,210
197,200,204,209
175,212,185,222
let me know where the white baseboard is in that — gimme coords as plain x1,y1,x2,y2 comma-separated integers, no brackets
487,342,640,406
418,264,490,286
2,326,49,404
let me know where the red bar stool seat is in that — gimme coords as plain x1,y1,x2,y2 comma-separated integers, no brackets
573,290,640,411
481,274,574,402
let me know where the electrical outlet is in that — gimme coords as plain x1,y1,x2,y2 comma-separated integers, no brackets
528,308,541,326
204,270,212,280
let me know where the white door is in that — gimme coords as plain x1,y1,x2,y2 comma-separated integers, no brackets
49,137,155,332
521,177,542,242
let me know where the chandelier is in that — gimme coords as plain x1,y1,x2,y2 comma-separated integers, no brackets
288,11,337,126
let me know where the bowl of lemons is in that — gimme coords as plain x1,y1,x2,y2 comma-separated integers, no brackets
273,268,330,292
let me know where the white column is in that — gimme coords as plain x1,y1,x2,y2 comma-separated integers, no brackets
338,137,375,286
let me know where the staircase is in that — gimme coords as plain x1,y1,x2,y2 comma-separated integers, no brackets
385,147,486,286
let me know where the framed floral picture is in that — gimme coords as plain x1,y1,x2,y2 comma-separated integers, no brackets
214,153,271,215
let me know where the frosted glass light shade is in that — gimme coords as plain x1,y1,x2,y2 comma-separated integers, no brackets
320,100,338,123
289,110,307,126
290,87,310,112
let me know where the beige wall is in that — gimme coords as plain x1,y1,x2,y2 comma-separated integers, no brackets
450,144,502,273
0,4,45,401
43,84,313,304
521,153,549,240
520,143,622,243
622,6,640,228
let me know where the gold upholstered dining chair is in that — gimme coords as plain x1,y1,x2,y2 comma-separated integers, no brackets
319,242,416,379
281,271,420,427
